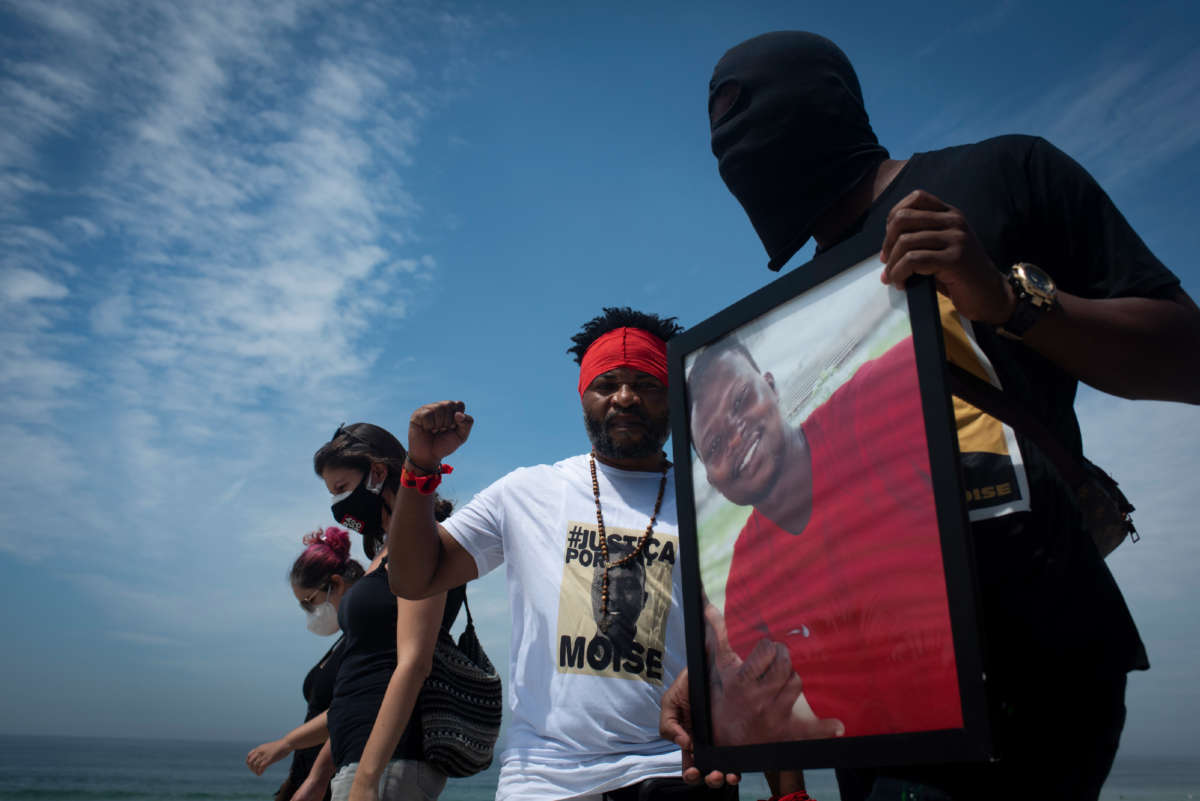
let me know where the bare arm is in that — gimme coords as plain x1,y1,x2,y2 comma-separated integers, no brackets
771,770,809,796
347,594,445,801
659,669,740,789
1022,288,1200,402
387,400,481,599
387,495,478,600
291,741,335,801
880,190,1200,404
283,711,329,751
246,711,328,775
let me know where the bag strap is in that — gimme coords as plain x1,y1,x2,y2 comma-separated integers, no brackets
461,591,475,631
944,363,1088,490
442,584,473,632
945,363,1138,541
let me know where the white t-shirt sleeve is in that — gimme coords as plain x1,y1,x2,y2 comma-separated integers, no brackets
442,473,511,577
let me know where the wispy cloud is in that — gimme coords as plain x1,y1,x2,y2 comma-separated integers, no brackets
914,0,1020,61
911,37,1200,189
1036,47,1200,186
0,1,487,565
0,267,69,302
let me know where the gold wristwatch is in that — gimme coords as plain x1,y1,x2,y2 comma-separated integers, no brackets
996,262,1057,340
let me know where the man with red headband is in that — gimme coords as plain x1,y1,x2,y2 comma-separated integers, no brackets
386,308,734,801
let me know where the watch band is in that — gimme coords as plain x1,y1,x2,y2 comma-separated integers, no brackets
997,262,1056,340
996,294,1042,339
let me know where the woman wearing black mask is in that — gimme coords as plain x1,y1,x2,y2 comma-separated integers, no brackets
247,527,365,801
312,423,463,801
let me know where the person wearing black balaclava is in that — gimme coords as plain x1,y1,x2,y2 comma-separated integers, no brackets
661,30,1200,801
708,31,891,272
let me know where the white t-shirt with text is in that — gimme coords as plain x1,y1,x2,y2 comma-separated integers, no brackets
443,454,684,801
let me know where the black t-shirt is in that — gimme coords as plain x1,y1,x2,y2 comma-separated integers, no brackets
304,635,347,720
280,635,346,800
843,135,1177,682
327,561,467,768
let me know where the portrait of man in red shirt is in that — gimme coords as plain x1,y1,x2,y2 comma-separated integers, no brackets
688,333,962,742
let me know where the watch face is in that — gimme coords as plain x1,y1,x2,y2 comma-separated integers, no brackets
1015,262,1056,302
1026,268,1054,293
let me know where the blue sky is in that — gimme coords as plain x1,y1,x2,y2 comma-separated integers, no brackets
1,0,1198,768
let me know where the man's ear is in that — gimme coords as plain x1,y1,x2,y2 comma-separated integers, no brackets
764,371,778,396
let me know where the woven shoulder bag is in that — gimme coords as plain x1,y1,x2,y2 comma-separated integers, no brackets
420,592,503,777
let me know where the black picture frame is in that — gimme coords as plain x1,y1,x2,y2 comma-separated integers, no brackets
667,230,991,773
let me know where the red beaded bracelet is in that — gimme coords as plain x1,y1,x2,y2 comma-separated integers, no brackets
400,462,453,495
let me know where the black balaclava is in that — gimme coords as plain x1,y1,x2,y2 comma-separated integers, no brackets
710,31,889,271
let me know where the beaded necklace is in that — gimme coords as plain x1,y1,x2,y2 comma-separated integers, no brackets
588,452,669,620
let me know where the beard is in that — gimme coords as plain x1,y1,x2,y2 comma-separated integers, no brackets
585,408,670,461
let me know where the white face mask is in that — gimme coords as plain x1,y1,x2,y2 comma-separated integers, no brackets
305,597,340,636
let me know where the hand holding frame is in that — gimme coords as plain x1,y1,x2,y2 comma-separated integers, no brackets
879,189,1016,325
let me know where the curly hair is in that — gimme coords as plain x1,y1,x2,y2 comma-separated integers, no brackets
566,307,683,365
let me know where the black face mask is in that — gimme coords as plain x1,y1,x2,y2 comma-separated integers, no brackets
709,31,889,270
331,473,390,550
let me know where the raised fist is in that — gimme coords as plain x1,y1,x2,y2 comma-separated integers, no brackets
408,400,472,470
408,400,474,469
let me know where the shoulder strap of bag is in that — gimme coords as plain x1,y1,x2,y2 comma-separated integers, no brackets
944,363,1086,488
944,363,1137,544
441,584,472,632
461,592,475,631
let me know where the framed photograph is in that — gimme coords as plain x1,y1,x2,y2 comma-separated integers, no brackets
667,230,991,772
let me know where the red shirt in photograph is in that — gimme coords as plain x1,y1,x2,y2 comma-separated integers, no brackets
723,338,962,737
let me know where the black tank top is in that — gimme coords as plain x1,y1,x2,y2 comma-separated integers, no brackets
327,560,465,768
281,635,346,800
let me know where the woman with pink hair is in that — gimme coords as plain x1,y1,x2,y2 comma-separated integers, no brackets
246,527,365,801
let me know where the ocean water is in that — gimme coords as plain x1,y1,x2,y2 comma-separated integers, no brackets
0,736,1196,801
0,735,500,801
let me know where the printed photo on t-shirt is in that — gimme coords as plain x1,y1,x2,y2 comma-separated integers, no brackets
938,295,1032,520
556,521,677,684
